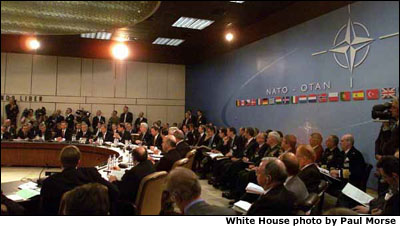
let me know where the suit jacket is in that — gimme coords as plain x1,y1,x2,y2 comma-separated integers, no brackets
96,131,114,142
137,132,152,146
243,138,258,159
185,200,236,215
250,143,268,166
313,145,324,163
134,117,148,129
185,131,195,146
120,112,133,124
319,147,344,169
37,129,53,141
204,134,221,150
1,132,12,140
176,141,191,158
16,129,34,140
92,116,106,130
65,114,75,130
196,116,207,127
382,191,399,216
117,131,132,143
339,146,366,189
298,163,322,194
182,118,192,127
230,135,244,158
195,133,207,146
55,129,72,141
114,160,155,203
284,175,309,204
382,122,399,156
40,167,119,215
263,144,282,158
216,138,231,155
151,134,163,150
156,149,181,172
247,184,297,215
76,130,93,140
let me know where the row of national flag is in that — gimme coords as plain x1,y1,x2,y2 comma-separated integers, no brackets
236,88,397,107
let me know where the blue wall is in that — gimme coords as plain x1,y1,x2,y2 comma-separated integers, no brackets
186,1,399,188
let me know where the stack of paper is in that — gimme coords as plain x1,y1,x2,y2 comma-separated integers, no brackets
206,152,224,159
341,183,374,207
18,182,41,192
232,200,252,214
245,183,265,195
110,170,125,181
318,166,341,181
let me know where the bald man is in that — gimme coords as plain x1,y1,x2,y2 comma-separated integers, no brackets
156,135,181,172
296,144,322,194
280,152,309,204
309,132,324,162
109,146,155,203
247,159,297,215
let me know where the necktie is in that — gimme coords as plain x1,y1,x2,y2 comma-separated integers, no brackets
62,130,65,137
124,114,127,123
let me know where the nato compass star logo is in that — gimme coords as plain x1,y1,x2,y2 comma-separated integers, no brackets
312,5,399,87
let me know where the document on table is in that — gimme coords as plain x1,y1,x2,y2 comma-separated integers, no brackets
110,170,125,181
206,152,224,159
16,189,40,200
245,182,265,195
341,183,374,207
18,182,41,192
232,200,252,214
6,194,24,202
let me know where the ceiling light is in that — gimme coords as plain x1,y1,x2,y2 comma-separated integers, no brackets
230,1,245,3
225,33,234,42
152,37,184,46
81,32,112,40
112,43,129,60
172,17,214,30
27,38,40,50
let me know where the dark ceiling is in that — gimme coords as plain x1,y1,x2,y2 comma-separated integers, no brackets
1,1,353,65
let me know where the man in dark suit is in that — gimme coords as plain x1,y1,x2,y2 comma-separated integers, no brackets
113,123,131,143
174,130,192,158
182,112,193,128
109,147,155,203
37,123,53,141
92,110,106,131
96,124,114,142
320,135,344,169
1,125,12,140
195,125,207,146
134,123,152,146
5,97,19,128
182,124,195,146
155,135,181,172
247,159,297,215
76,123,92,141
40,145,119,215
150,126,163,150
4,119,16,138
16,124,34,140
296,144,322,194
165,167,235,215
263,131,282,158
134,112,147,132
65,108,75,131
55,121,72,141
196,110,207,127
310,132,324,163
119,106,133,125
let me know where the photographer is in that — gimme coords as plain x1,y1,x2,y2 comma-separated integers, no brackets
75,110,91,129
5,97,19,128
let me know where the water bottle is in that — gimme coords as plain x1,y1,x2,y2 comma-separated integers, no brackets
112,154,117,167
72,134,76,142
99,137,103,146
114,138,119,145
107,156,112,171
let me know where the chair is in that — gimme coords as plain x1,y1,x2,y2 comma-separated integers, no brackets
185,149,197,170
172,158,189,170
297,193,319,214
361,163,373,192
135,171,168,215
313,180,329,215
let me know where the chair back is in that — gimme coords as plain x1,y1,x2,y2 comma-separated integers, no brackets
298,193,319,213
172,158,189,170
185,149,197,170
361,163,373,191
135,171,168,215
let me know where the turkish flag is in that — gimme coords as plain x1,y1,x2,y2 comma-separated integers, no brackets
366,89,379,100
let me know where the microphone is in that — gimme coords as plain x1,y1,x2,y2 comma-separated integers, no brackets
36,163,49,186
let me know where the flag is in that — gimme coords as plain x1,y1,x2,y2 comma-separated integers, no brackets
318,93,327,103
328,92,339,102
245,99,251,106
236,100,240,107
340,91,351,101
275,96,282,104
366,89,379,100
257,98,262,106
308,94,317,103
251,99,257,106
381,88,396,99
299,95,307,103
269,97,275,105
262,98,269,105
352,90,365,101
291,96,298,104
282,96,290,104
240,100,246,106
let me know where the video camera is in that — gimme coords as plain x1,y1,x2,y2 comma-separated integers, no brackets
35,107,46,119
372,102,394,121
75,110,91,122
